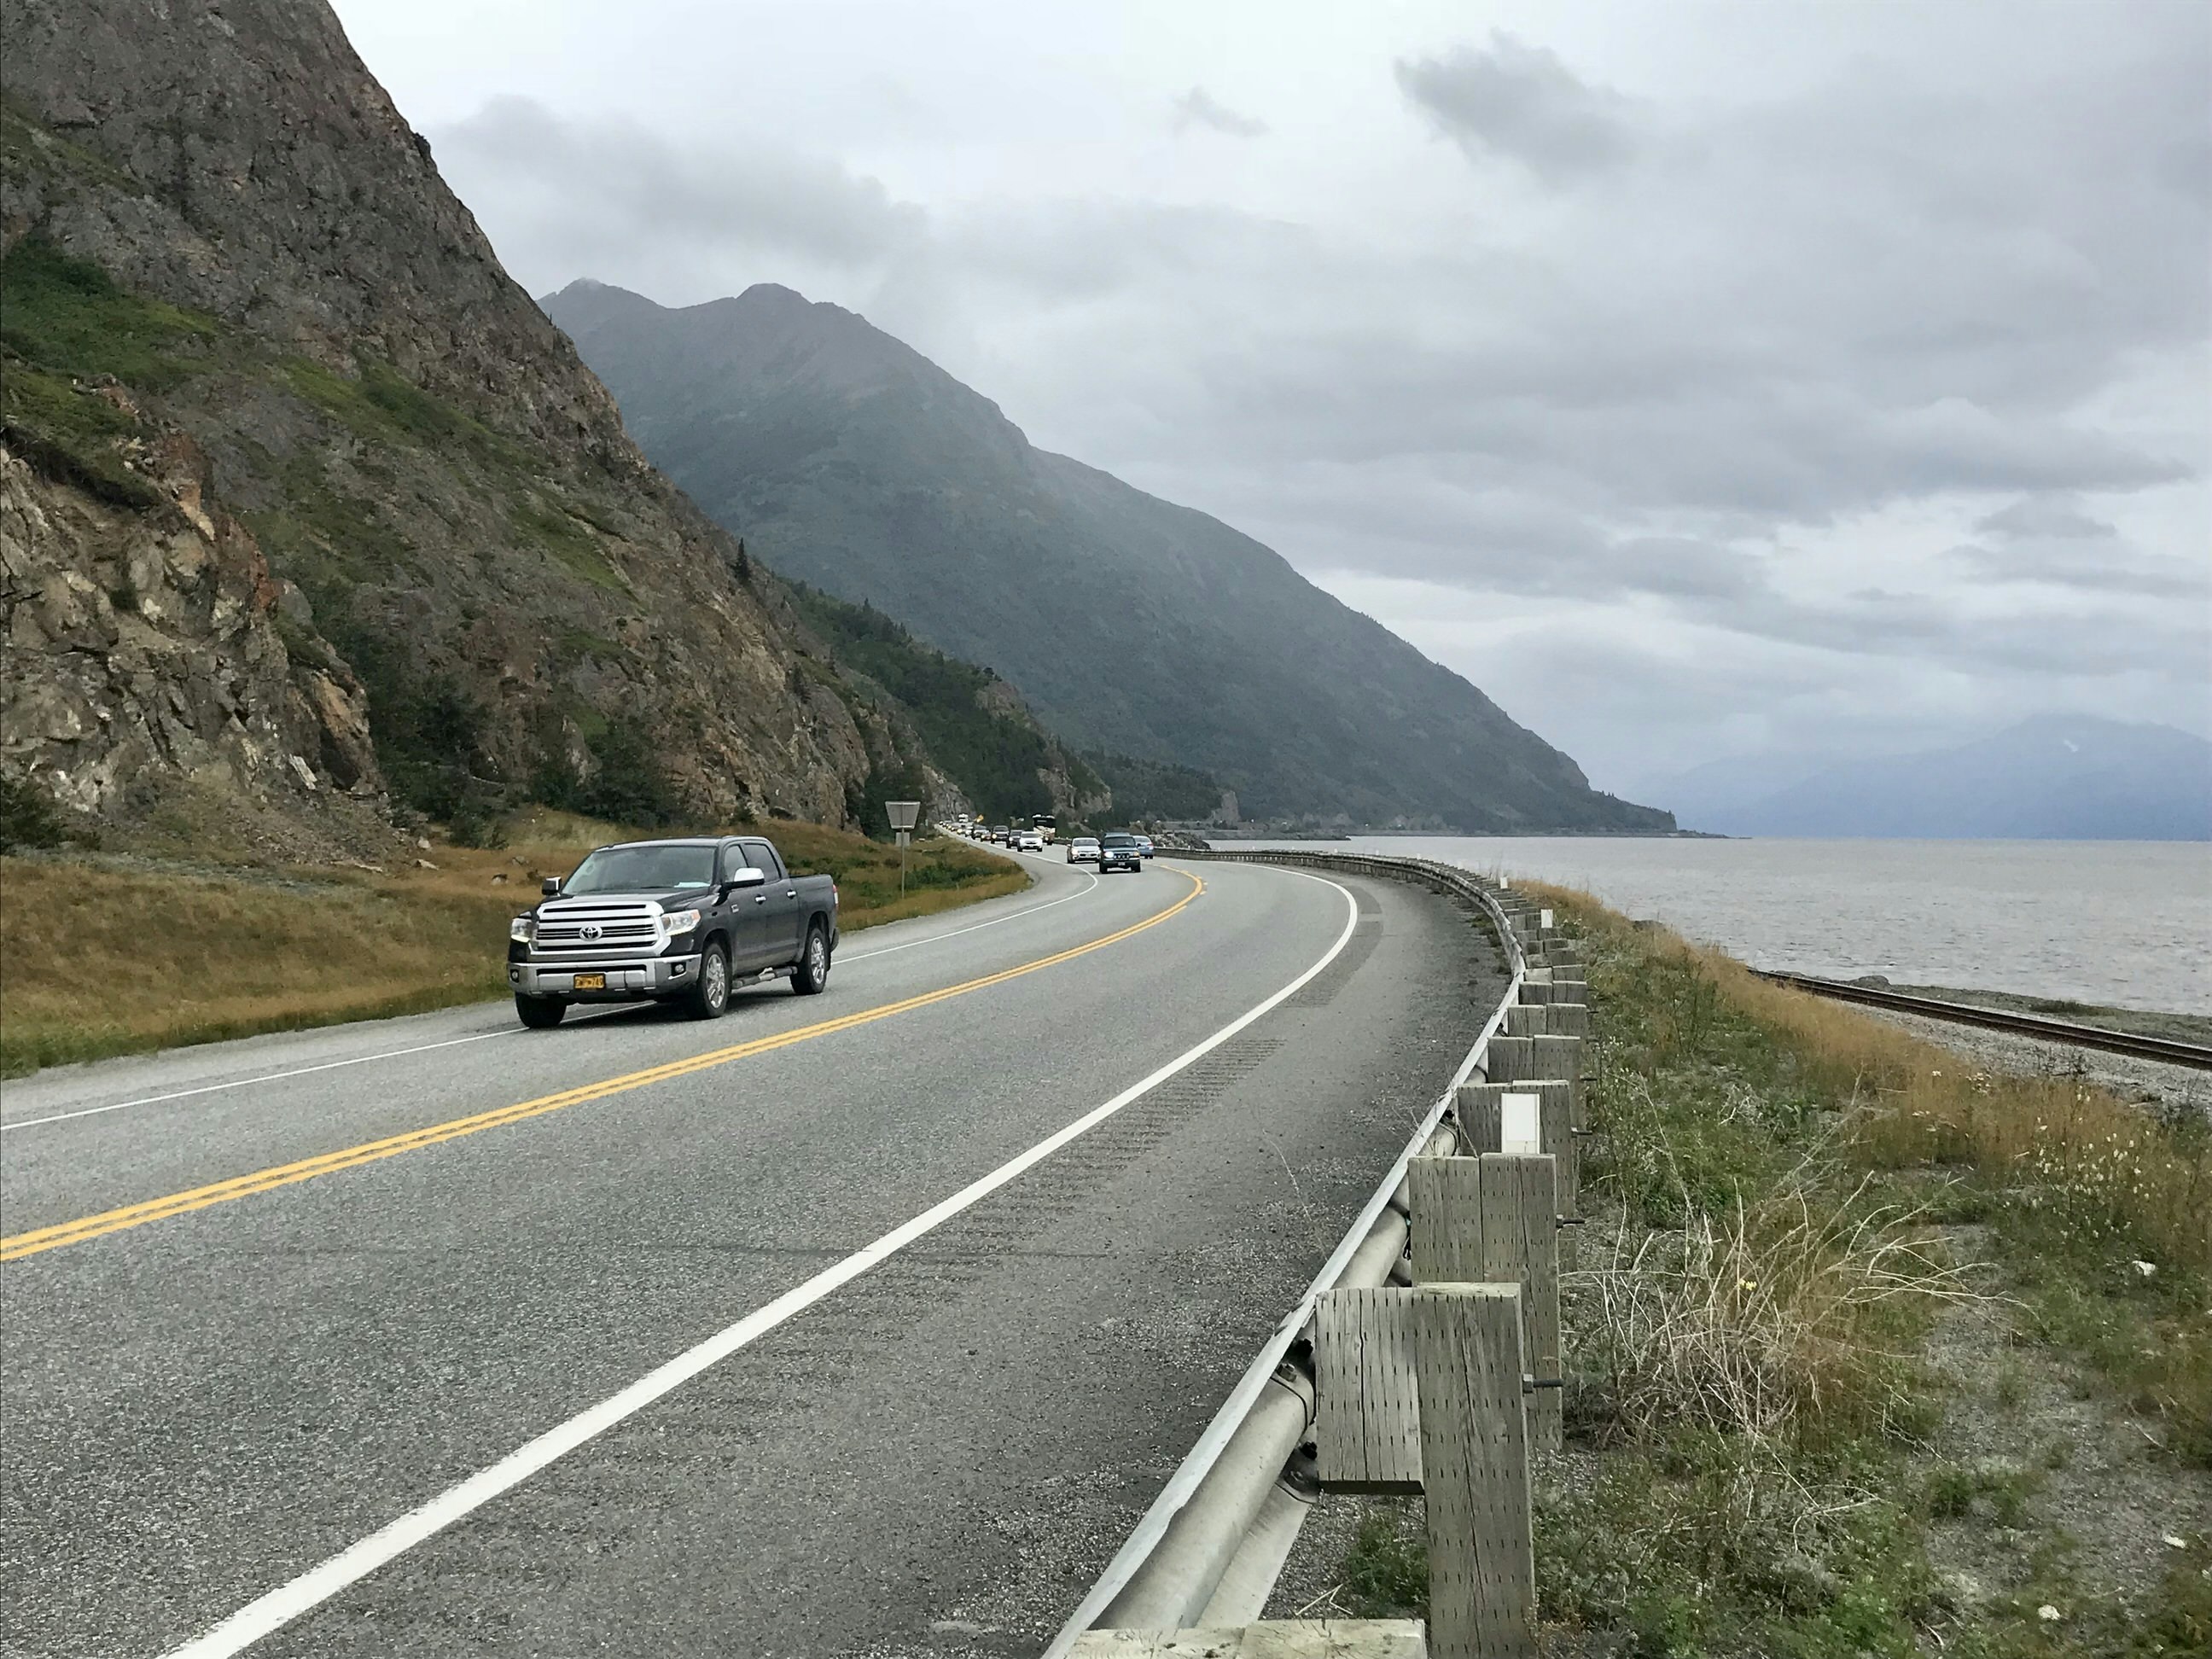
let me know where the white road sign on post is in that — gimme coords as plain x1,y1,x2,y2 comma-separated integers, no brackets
886,801,922,894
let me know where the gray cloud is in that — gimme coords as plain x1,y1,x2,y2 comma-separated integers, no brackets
434,96,922,279
370,0,2210,782
1975,496,2116,540
1172,86,1267,139
1943,537,2209,598
1947,491,2208,597
1395,33,1637,183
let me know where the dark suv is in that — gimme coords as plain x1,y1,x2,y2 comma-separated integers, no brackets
1098,832,1144,874
508,835,838,1027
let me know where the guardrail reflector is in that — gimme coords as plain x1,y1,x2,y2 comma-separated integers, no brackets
1502,1092,1542,1154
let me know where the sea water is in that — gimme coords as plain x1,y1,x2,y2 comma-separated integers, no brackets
1232,837,2212,1016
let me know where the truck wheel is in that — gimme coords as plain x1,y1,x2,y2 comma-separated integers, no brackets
792,922,831,996
684,941,731,1020
515,994,566,1029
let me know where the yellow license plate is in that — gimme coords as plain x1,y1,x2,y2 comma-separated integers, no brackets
572,973,606,991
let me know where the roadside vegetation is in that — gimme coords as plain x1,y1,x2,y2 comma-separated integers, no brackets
0,812,1024,1077
1318,888,2209,1656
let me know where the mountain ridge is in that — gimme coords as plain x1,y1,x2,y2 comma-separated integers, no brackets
1664,716,2212,839
544,278,1671,834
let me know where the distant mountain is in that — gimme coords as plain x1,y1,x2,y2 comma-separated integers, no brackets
542,280,1673,835
1678,718,2212,839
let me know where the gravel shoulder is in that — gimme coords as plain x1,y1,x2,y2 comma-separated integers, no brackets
1860,1004,2212,1124
1889,985,2212,1049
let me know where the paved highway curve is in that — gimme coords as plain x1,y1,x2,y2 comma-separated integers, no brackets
1,853,1502,1657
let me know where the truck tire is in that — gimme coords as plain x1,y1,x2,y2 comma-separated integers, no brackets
684,940,731,1020
515,994,566,1029
792,922,831,996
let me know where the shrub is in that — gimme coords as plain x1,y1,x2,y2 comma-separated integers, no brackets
0,772,68,852
533,718,680,829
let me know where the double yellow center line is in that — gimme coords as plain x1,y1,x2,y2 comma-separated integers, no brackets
2,870,1203,1264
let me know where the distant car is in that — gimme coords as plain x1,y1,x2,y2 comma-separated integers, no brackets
1017,830,1045,852
1098,832,1143,873
990,825,1010,843
1067,836,1101,864
1134,835,1155,859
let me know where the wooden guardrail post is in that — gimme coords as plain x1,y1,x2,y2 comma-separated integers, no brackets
1407,1155,1562,1452
1415,1283,1538,1659
1504,1003,1590,1039
1454,1080,1577,1221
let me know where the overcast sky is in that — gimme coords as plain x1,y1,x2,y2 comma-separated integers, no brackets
333,0,2209,801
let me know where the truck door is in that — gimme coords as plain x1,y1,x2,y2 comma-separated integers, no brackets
742,838,804,967
718,840,775,973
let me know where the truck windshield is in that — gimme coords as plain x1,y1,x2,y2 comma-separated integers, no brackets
562,845,718,894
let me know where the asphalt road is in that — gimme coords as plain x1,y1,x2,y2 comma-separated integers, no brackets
1,850,1505,1658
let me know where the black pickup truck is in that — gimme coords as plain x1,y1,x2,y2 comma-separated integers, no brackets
507,835,838,1027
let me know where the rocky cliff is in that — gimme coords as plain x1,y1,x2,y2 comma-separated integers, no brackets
0,0,917,850
0,429,393,859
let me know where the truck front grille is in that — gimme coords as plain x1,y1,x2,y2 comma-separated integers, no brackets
533,899,662,957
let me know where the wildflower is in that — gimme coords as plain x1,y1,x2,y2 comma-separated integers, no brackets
2164,1534,2188,1549
2038,1604,2062,1622
2133,1260,2157,1278
1739,1278,1758,1290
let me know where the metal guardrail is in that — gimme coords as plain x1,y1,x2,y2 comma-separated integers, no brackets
1756,970,2212,1071
1046,847,1532,1648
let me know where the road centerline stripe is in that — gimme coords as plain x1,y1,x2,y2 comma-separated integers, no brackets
155,866,1357,1659
0,871,1201,1264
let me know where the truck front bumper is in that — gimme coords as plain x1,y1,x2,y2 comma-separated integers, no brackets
509,954,702,999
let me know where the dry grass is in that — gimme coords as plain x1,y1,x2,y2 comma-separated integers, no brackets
1531,882,2211,1280
1586,1164,1987,1445
1532,878,2212,1470
1,815,1027,1076
1494,881,2212,1652
1726,962,2212,1280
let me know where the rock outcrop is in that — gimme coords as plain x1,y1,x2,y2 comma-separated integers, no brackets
0,432,393,856
0,0,923,851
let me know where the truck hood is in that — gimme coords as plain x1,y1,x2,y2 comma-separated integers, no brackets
535,888,713,913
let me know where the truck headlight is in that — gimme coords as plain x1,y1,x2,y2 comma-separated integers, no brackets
661,908,701,936
509,915,536,943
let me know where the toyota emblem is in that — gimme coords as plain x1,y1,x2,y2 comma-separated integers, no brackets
580,923,602,940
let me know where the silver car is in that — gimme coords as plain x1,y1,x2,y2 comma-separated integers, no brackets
1067,836,1101,864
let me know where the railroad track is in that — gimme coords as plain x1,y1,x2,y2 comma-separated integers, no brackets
1756,971,2212,1071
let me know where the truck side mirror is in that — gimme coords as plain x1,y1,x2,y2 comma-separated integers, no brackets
728,866,767,889
541,877,561,896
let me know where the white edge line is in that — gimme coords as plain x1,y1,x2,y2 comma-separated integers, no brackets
0,1033,514,1132
158,864,1355,1659
5,866,1100,1134
1044,860,1523,1652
